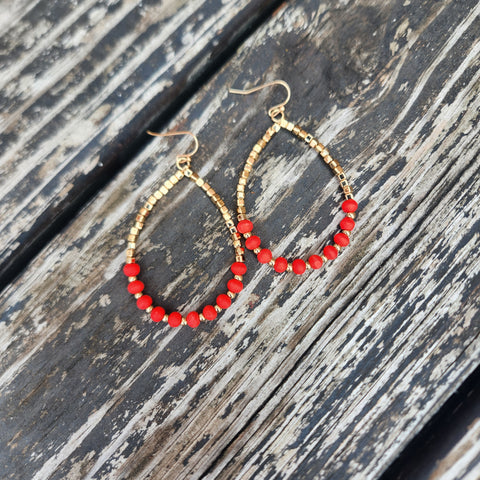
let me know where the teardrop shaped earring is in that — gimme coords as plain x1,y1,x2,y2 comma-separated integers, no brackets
123,130,246,328
229,80,358,275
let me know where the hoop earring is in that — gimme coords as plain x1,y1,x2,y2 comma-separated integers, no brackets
229,80,358,274
123,130,246,328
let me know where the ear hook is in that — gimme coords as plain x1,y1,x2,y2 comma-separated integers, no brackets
228,79,291,121
147,130,199,170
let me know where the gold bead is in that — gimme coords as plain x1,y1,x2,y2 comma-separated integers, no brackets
253,144,262,153
134,293,142,299
215,305,222,313
128,234,137,242
253,247,261,254
134,221,143,230
287,264,293,272
139,207,149,216
148,195,157,205
126,248,135,257
146,306,153,313
127,242,136,249
160,185,169,195
128,276,137,282
227,291,235,299
196,178,205,187
136,214,145,223
130,227,139,235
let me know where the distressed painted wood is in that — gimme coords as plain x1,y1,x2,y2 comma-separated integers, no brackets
1,0,480,479
0,0,282,287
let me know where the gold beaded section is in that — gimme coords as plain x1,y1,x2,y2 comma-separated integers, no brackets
126,165,245,326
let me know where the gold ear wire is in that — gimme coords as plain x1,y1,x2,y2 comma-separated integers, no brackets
228,79,291,121
147,130,199,171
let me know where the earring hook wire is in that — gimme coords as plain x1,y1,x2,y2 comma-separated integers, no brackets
147,130,199,170
228,79,291,120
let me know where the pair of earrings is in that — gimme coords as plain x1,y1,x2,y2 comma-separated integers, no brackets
123,80,358,328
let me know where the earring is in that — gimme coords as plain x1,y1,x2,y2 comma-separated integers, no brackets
123,130,246,328
229,80,358,274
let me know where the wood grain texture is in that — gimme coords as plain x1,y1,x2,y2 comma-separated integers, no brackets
1,0,479,479
0,0,281,286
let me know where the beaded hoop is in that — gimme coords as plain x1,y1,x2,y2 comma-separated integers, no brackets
124,131,246,327
230,80,358,274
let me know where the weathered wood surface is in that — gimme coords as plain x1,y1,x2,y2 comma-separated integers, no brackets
381,366,480,480
1,0,480,479
0,0,282,289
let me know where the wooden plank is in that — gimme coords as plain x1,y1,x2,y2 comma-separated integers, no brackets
380,365,480,479
0,0,479,479
0,0,282,289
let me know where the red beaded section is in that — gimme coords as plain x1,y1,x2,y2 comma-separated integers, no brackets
216,294,232,309
203,305,217,321
292,259,306,275
231,262,247,276
323,245,338,260
342,199,358,213
309,255,323,269
245,235,261,250
127,280,144,294
123,262,140,277
340,216,355,231
274,257,288,273
150,306,166,322
137,295,152,310
168,312,182,327
334,232,350,247
237,219,254,234
186,311,200,328
257,248,272,264
228,278,243,293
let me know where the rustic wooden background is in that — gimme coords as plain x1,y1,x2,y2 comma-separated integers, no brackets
0,0,479,479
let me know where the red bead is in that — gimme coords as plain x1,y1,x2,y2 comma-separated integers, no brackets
292,259,306,274
231,262,247,276
186,311,200,328
123,263,140,277
136,295,152,310
203,305,217,321
257,249,272,264
216,294,231,309
323,245,338,260
227,278,243,293
309,255,323,269
340,216,355,231
245,235,261,250
342,199,358,213
127,280,144,294
237,219,253,234
274,257,288,273
168,311,182,327
150,306,166,322
334,232,350,247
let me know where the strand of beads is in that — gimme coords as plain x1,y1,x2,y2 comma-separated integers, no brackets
124,167,246,327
